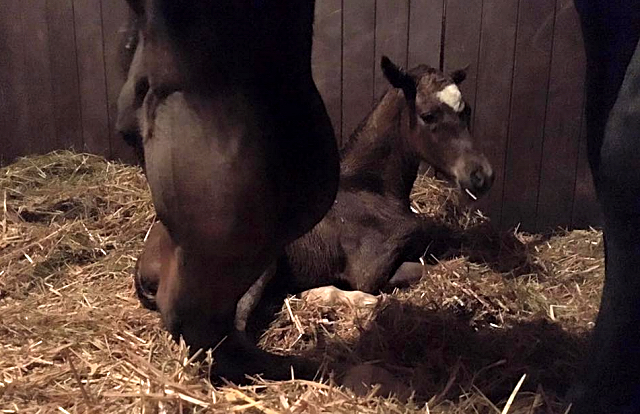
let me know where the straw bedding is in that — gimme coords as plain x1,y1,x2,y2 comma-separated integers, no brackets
0,151,603,413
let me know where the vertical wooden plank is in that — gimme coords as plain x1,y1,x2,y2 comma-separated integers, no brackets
408,0,443,68
73,0,111,156
0,0,29,165
46,0,83,152
312,0,343,145
341,1,375,139
571,118,602,228
21,0,56,155
374,0,409,99
536,0,586,231
442,0,483,117
441,0,483,203
101,1,137,164
472,0,518,227
500,0,556,231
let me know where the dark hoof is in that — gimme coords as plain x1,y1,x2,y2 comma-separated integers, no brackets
133,261,159,311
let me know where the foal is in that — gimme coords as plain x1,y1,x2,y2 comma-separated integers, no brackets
278,57,492,294
235,56,494,329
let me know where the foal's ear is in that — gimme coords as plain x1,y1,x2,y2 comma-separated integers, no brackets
450,66,469,85
381,56,416,101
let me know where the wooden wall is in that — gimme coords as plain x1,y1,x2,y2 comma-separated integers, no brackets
0,0,134,166
0,0,599,232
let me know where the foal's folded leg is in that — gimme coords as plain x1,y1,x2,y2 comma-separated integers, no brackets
384,262,425,291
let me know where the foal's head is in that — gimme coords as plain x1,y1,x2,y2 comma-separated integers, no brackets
381,56,493,199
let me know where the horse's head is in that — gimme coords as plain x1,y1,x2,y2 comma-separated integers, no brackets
381,56,494,200
120,0,339,371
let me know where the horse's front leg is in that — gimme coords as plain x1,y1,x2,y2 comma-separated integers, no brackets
571,36,640,414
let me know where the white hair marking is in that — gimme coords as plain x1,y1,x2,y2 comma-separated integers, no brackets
436,84,465,112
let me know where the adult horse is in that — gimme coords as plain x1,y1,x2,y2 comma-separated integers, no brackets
117,0,340,382
572,1,640,412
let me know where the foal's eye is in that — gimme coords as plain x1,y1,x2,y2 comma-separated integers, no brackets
420,111,438,124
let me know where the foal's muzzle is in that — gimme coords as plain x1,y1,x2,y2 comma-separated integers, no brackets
458,158,494,200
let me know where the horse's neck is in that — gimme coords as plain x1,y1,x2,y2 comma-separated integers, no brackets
341,90,421,205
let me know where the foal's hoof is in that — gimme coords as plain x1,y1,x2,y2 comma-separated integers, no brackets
301,286,379,308
133,262,159,311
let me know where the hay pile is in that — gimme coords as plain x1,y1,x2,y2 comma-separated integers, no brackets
0,151,603,413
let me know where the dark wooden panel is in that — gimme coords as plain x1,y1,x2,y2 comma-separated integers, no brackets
374,0,410,99
46,0,83,152
342,0,375,139
442,0,482,118
101,0,137,164
0,0,29,165
312,0,343,144
472,0,518,227
73,0,111,156
500,0,556,231
21,0,56,154
408,0,444,68
571,117,601,228
536,0,585,231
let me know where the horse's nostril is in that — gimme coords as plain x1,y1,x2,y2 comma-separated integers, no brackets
134,271,159,311
471,169,485,189
141,276,158,296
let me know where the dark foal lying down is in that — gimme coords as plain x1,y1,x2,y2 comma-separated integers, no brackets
118,0,339,383
136,56,494,336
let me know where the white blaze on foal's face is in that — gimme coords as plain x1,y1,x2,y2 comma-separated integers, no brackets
436,83,465,112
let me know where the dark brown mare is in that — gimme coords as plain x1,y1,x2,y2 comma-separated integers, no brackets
117,0,340,383
570,1,640,413
136,56,494,336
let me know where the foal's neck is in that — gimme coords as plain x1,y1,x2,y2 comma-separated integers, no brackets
340,90,421,206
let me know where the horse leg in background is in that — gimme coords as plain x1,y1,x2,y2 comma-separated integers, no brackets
572,2,640,411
